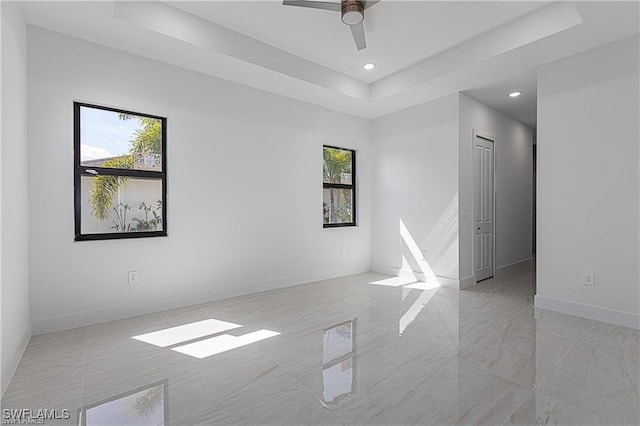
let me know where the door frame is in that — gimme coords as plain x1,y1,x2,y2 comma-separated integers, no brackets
471,130,497,283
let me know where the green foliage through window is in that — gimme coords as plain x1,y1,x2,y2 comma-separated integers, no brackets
89,115,162,220
74,103,167,240
323,146,356,227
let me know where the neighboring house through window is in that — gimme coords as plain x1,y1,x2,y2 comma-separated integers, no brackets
74,103,167,241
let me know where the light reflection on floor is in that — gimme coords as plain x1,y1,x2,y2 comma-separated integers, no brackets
80,381,167,426
322,320,356,404
3,262,638,425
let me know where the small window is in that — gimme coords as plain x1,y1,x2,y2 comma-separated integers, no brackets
323,146,356,227
74,103,167,241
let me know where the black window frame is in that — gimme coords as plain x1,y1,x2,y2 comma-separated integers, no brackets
74,102,167,241
323,145,356,228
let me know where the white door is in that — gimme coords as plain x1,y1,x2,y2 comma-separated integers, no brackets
474,134,494,282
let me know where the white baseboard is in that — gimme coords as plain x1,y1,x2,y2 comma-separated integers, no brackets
2,321,31,397
32,265,371,335
496,257,534,275
535,295,640,330
371,264,462,290
371,265,400,277
459,276,475,290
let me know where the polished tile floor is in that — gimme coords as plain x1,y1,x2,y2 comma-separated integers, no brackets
3,262,639,425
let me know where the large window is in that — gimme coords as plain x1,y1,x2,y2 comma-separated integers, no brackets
323,145,356,227
74,103,167,241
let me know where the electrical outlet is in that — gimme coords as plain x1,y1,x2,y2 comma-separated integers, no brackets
340,247,345,257
128,271,138,284
584,272,595,286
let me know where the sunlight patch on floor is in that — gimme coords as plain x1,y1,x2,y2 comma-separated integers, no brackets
172,329,281,359
132,319,280,359
132,319,242,348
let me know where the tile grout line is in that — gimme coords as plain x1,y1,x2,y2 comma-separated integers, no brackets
253,340,348,425
530,321,625,424
503,313,587,421
500,387,534,426
78,326,88,420
532,321,593,393
494,274,537,426
534,323,616,420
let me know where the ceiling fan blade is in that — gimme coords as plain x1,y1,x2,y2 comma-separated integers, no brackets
362,0,381,10
350,22,366,50
282,1,341,12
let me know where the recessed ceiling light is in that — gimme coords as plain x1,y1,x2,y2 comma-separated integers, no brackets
509,91,522,98
363,63,375,70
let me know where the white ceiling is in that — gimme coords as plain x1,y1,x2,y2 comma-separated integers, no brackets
18,1,640,127
169,1,547,83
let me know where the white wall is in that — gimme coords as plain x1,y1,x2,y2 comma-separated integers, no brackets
458,93,533,284
28,27,372,334
370,92,533,289
371,94,461,285
1,2,31,396
536,35,640,328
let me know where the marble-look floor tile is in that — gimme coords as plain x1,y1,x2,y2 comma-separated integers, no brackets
171,366,344,425
278,324,451,420
581,320,640,352
347,291,467,339
493,292,534,307
415,358,530,426
24,326,86,353
397,307,496,353
293,345,452,425
506,390,610,425
236,303,357,336
456,290,496,312
509,308,594,341
254,317,363,371
1,327,85,425
537,341,640,425
491,305,531,324
455,325,505,370
3,265,638,426
489,329,573,388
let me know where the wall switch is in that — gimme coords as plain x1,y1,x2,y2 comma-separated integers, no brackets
584,272,595,286
340,247,345,257
128,271,138,284
421,250,428,260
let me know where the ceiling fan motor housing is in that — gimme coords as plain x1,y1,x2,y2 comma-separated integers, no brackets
342,0,364,26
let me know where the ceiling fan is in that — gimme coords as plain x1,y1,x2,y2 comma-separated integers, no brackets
282,0,381,51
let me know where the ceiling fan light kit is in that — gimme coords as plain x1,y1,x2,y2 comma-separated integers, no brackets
341,0,364,25
282,0,381,51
